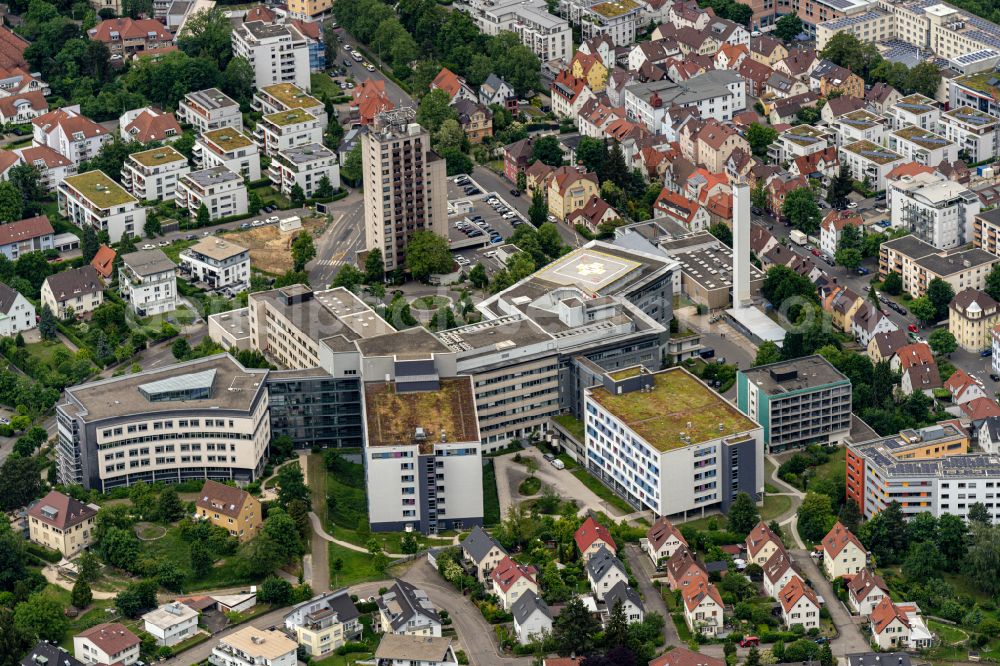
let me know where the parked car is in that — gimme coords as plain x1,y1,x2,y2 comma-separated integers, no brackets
739,637,760,648
982,349,993,357
142,243,155,250
991,373,1000,382
551,459,565,470
908,324,919,333
856,267,870,275
510,189,521,197
158,240,169,247
847,201,858,209
543,453,555,462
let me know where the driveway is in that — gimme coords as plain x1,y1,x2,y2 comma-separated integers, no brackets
623,544,677,646
493,448,628,519
789,550,870,658
403,556,533,666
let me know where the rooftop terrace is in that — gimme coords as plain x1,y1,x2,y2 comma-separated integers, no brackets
591,0,639,17
203,127,254,152
264,108,316,127
843,140,902,165
64,171,137,209
588,367,758,451
261,83,321,110
130,146,187,168
364,377,479,451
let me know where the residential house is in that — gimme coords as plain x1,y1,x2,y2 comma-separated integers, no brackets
87,18,173,58
175,166,249,221
0,214,53,260
682,578,724,636
491,555,539,610
351,79,394,126
57,170,144,242
870,597,911,650
0,283,35,337
867,329,909,364
178,89,243,133
866,83,901,114
902,365,942,396
12,145,74,192
654,189,710,231
479,74,517,113
179,237,251,293
820,95,865,124
20,643,84,666
28,490,97,558
949,288,1000,352
891,342,935,373
779,576,820,630
746,521,782,565
377,580,442,637
121,145,190,202
118,249,177,317
575,515,616,562
644,517,687,567
550,71,595,119
696,121,749,174
944,369,988,406
283,590,361,658
548,166,600,221
461,525,508,583
195,479,262,542
819,210,862,258
0,91,47,123
821,521,867,579
90,245,115,281
374,635,458,666
809,59,863,98
142,603,199,647
605,581,644,624
651,648,725,666
32,106,110,164
269,143,340,199
665,544,706,590
586,546,628,601
774,49,817,82
194,127,261,181
714,43,748,71
209,627,297,666
504,138,535,184
767,91,821,125
750,35,787,67
851,302,898,346
432,68,477,104
41,266,103,319
789,147,839,182
737,58,773,98
73,623,140,666
848,568,890,616
567,195,619,233
511,590,552,645
762,548,796,598
119,107,181,144
231,21,310,92
453,99,493,144
572,51,608,92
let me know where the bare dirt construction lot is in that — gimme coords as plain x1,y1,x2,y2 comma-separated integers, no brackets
220,216,325,273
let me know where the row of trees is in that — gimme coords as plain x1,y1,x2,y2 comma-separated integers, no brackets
821,32,941,98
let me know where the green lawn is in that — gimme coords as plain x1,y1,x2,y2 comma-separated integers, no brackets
251,184,291,210
761,494,792,521
570,468,634,514
519,476,541,495
553,414,585,442
24,341,71,365
928,619,967,645
40,584,115,650
141,526,249,591
671,613,693,642
411,296,450,310
811,447,846,487
328,541,390,587
678,514,727,531
310,72,341,100
160,239,196,264
313,652,375,666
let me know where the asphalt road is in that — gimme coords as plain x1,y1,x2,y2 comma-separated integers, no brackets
789,550,871,658
623,544,679,647
329,26,415,109
308,190,366,287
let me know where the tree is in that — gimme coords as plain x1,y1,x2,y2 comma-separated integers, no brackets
405,230,453,281
114,580,158,618
364,249,385,284
745,123,778,159
277,462,310,508
820,32,882,80
755,340,783,366
797,492,836,542
858,501,907,565
469,263,487,289
315,174,335,199
0,456,43,512
38,304,57,340
0,182,23,223
927,278,955,322
0,525,26,592
936,513,967,566
258,576,293,604
727,492,760,536
332,264,363,291
782,187,821,234
8,164,42,215
751,184,768,212
834,248,862,271
290,183,306,208
709,222,732,247
839,499,861,532
909,296,937,325
77,551,100,583
987,264,1000,302
82,225,99,263
605,599,629,649
248,190,263,216
928,328,957,356
99,527,141,571
761,265,818,320
903,539,945,580
190,540,213,579
157,486,184,523
826,165,854,208
171,338,190,360
909,61,941,98
531,135,564,167
774,12,803,42
178,7,233,66
529,188,547,227
196,203,210,228
552,596,601,656
261,508,303,562
966,523,1000,595
291,231,316,272
968,502,991,525
342,143,363,187
416,89,456,133
13,593,67,642
70,577,92,609
882,271,902,296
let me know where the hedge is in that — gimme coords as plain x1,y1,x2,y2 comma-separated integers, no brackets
26,543,62,563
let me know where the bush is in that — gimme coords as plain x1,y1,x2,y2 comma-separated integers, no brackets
25,543,62,563
335,642,370,655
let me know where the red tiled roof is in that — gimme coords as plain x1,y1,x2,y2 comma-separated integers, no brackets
124,110,181,143
32,108,107,140
290,19,320,40
76,623,140,655
650,647,726,666
895,342,934,370
0,150,19,175
821,209,862,233
870,596,910,634
27,490,96,530
961,396,1000,420
0,214,53,247
491,555,537,593
646,517,687,552
568,195,616,228
821,521,865,559
0,90,47,120
848,568,888,602
432,67,467,100
88,18,172,43
945,368,977,397
352,79,394,124
0,27,29,70
575,515,614,554
91,244,116,279
745,521,780,557
683,578,723,612
778,575,818,613
887,162,935,181
245,6,276,22
196,479,253,519
15,145,72,168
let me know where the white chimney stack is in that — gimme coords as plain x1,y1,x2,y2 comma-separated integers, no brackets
732,179,751,308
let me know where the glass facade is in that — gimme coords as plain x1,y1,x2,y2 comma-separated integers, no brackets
267,375,364,449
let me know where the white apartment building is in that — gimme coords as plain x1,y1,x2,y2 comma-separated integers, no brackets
255,109,324,157
57,170,145,243
363,371,483,534
624,70,746,131
583,366,764,519
880,234,999,298
839,140,904,191
269,143,340,198
886,126,958,166
361,108,448,273
31,105,111,164
254,83,327,128
210,627,297,666
939,106,999,163
891,94,941,131
13,145,75,193
772,125,829,163
0,282,36,336
560,0,641,47
950,74,1000,119
232,21,311,92
142,603,199,647
178,89,243,133
56,354,271,490
180,237,251,292
194,127,261,181
834,109,886,146
176,166,249,221
121,145,190,202
118,249,177,317
889,170,981,249
465,0,572,64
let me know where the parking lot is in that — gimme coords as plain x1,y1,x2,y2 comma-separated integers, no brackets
446,174,526,271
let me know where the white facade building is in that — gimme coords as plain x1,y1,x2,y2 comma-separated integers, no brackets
175,167,249,221
465,0,572,64
232,21,311,92
142,603,199,647
889,171,980,249
253,83,327,128
0,283,36,337
57,170,145,243
255,109,324,157
583,366,764,519
194,127,262,181
269,143,340,198
180,237,251,293
560,0,641,47
886,126,958,167
118,249,177,317
939,106,999,163
839,140,904,191
32,105,111,165
178,89,243,133
210,627,297,666
120,146,190,202
624,70,746,132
